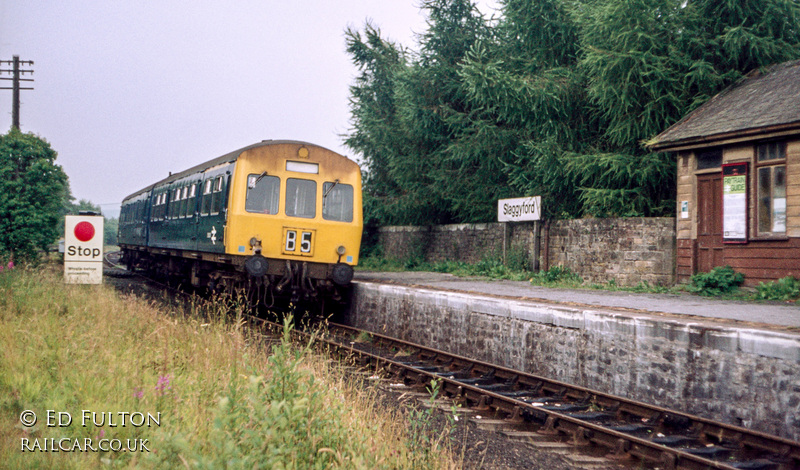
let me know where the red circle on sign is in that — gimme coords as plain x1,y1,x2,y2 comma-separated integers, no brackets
74,221,95,242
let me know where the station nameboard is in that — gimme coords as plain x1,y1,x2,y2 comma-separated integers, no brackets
497,196,541,222
64,215,104,284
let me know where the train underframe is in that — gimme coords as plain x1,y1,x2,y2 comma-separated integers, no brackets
119,245,353,313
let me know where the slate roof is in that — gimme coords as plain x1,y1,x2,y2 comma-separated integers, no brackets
649,60,800,151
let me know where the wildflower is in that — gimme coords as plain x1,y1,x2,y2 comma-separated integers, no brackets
98,429,105,439
7,261,13,270
133,388,144,400
155,374,172,395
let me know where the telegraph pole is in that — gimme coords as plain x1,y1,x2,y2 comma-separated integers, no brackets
0,56,35,130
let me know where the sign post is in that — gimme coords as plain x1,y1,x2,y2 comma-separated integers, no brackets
64,215,104,284
497,196,542,270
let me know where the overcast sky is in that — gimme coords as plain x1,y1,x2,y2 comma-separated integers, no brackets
0,1,498,218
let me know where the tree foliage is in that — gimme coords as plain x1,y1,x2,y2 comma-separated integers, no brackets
345,0,800,225
0,129,69,261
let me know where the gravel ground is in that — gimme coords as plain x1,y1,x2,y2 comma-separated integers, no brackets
368,378,632,470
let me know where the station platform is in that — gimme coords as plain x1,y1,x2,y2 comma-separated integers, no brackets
349,270,800,440
353,271,800,330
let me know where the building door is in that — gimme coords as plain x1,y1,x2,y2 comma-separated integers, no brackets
696,172,724,272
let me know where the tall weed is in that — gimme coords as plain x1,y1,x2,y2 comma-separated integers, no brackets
0,265,457,469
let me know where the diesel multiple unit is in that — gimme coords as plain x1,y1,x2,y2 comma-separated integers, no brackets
118,140,362,305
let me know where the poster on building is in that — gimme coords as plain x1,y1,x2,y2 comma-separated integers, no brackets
722,162,747,243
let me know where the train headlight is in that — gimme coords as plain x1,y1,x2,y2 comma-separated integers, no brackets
336,245,346,255
331,263,353,286
245,254,268,277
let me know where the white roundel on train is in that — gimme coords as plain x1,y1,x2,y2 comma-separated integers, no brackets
64,215,104,284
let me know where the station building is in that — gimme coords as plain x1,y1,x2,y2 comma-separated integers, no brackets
649,59,800,285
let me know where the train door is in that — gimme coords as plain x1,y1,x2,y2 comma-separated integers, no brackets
196,171,229,254
183,181,199,252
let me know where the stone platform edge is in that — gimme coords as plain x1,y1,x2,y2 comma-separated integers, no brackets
352,281,800,363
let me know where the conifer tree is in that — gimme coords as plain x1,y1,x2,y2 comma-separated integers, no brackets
345,0,800,224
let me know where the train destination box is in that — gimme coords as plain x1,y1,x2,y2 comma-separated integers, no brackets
64,215,104,284
497,196,541,222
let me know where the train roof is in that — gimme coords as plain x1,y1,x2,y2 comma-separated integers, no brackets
121,140,351,203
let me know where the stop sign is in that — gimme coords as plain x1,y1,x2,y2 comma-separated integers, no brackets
64,215,104,284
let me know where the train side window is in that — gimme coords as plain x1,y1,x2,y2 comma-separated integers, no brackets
185,184,197,218
168,190,177,219
201,179,213,216
210,176,224,215
285,178,316,219
245,173,280,214
155,194,161,221
322,181,354,222
179,186,188,219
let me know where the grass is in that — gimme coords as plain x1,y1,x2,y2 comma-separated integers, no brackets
0,264,460,469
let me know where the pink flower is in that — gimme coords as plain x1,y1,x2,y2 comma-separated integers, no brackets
98,429,105,439
155,374,172,395
133,388,144,399
7,261,13,270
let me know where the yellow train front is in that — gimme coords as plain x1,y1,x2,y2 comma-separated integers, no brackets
118,140,362,307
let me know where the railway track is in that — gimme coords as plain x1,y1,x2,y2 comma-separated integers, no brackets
312,322,800,470
100,257,800,469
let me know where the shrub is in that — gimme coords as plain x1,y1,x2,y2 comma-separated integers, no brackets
755,276,800,301
687,266,744,296
530,265,583,285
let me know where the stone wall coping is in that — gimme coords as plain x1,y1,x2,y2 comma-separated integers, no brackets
358,282,800,362
379,223,498,232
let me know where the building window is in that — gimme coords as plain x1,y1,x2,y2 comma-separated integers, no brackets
696,148,722,170
756,142,787,236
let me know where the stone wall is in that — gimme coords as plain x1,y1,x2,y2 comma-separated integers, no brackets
547,218,676,286
377,218,676,286
348,283,800,441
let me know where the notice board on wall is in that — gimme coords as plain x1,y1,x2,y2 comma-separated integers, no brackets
722,162,748,243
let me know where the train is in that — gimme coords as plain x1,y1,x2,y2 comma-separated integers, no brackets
118,140,362,309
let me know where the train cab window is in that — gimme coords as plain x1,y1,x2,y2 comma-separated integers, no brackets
245,173,280,214
322,181,354,222
286,178,316,219
201,179,213,216
210,176,224,215
185,184,197,218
